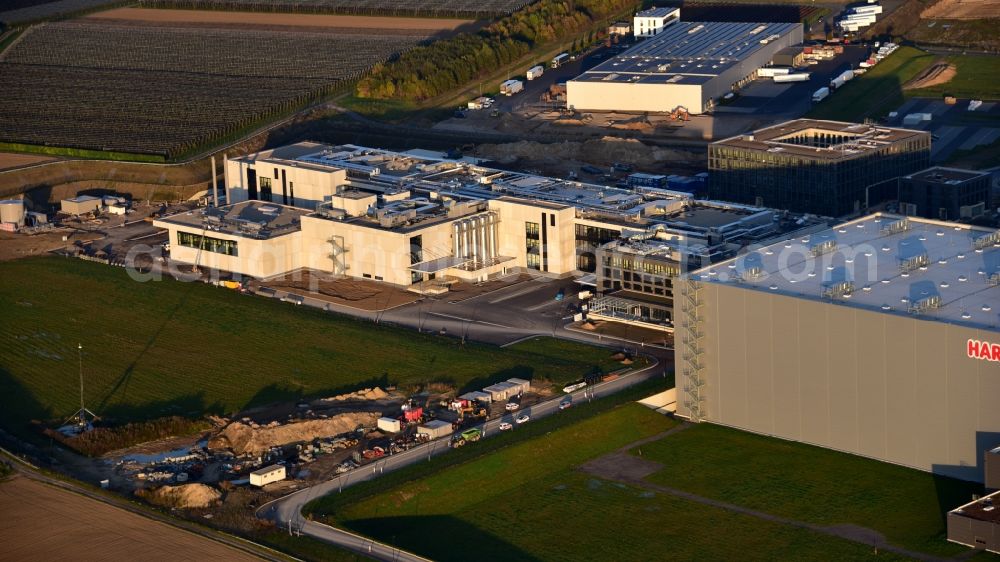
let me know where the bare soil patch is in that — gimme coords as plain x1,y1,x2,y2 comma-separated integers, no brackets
88,8,474,33
0,152,54,171
922,0,1000,19
139,483,222,509
0,230,79,261
257,272,420,311
579,452,663,481
904,62,957,89
209,413,379,456
0,475,261,561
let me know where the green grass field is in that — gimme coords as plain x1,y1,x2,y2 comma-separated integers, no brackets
0,257,621,433
807,46,936,122
311,404,911,561
636,424,983,556
910,55,1000,101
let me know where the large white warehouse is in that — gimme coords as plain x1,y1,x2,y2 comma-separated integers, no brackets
567,21,803,114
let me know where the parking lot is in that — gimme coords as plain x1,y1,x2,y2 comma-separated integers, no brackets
888,98,1000,162
716,44,870,120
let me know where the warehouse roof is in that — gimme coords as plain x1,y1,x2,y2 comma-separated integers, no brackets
693,213,1000,331
712,119,930,161
575,21,801,84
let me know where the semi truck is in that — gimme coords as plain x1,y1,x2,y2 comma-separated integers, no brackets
829,69,854,89
551,52,570,68
526,65,544,80
812,87,830,102
500,79,524,96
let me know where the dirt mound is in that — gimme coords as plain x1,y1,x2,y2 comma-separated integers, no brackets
209,412,379,455
904,62,956,89
140,483,221,509
324,387,389,401
922,0,1000,19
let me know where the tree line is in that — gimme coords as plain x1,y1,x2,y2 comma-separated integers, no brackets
357,0,639,101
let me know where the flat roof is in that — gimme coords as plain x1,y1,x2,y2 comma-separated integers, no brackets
664,205,762,229
692,213,1000,331
64,195,101,203
905,166,989,184
250,465,284,476
950,489,1000,525
573,21,800,85
713,119,930,161
636,6,678,17
155,201,307,240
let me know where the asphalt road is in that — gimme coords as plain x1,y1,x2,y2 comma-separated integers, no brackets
256,356,665,562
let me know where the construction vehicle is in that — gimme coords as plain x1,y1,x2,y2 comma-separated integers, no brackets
451,428,482,448
668,106,690,122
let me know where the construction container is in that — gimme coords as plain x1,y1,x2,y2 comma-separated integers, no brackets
60,195,102,215
377,417,401,433
250,465,286,487
506,378,531,395
417,420,453,440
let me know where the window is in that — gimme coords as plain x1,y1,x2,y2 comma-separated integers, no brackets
259,177,273,201
177,231,238,256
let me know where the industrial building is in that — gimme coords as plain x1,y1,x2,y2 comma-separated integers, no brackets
948,490,1000,553
632,6,679,37
60,195,103,215
899,166,992,221
567,21,803,114
709,119,931,216
675,213,1000,483
588,201,791,327
155,143,807,308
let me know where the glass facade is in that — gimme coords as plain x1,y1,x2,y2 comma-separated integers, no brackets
525,221,540,270
177,231,238,256
709,133,931,216
575,224,620,272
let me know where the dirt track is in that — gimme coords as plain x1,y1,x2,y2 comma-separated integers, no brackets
0,152,54,172
922,0,1000,19
904,62,957,89
0,475,261,561
89,7,474,31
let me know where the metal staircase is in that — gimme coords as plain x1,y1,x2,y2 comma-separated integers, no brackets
679,279,707,421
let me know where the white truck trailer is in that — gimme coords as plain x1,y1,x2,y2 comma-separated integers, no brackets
758,67,791,77
773,73,811,83
500,79,524,96
812,87,830,102
526,65,544,80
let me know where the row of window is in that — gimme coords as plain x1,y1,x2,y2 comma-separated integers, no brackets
177,231,238,256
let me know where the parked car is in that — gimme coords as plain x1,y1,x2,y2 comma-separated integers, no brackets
516,414,530,424
559,400,572,410
505,402,520,411
499,422,513,431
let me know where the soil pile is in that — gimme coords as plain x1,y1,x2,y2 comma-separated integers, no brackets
140,483,221,509
324,387,389,401
209,412,379,455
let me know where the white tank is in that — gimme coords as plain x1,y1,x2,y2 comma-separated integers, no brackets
0,200,25,226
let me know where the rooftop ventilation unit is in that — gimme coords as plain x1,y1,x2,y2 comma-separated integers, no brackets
742,266,763,281
899,253,929,273
908,294,941,314
880,218,910,235
972,231,1000,250
988,272,1000,287
822,280,854,299
811,239,838,256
